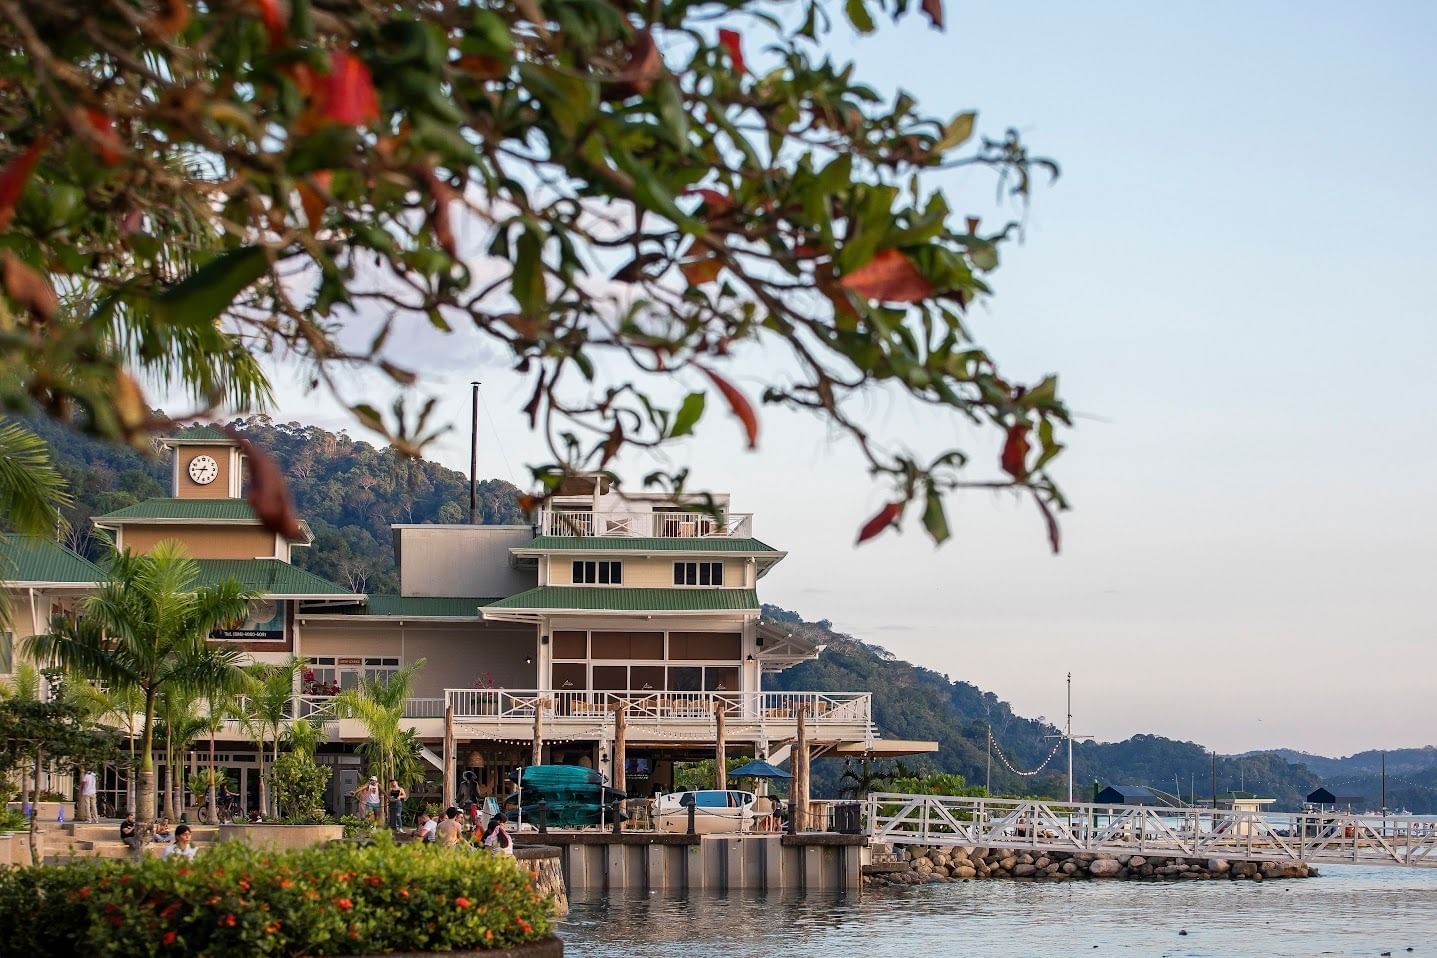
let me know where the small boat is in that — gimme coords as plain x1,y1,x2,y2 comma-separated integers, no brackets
653,789,756,834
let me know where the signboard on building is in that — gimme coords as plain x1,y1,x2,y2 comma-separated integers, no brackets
213,599,287,642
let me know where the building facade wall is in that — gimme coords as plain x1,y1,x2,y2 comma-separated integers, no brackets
546,556,747,588
119,524,281,560
297,619,536,697
394,526,535,597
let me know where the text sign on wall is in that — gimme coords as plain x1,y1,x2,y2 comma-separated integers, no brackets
213,599,287,642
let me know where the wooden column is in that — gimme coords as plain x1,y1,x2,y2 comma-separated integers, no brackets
714,700,728,790
612,701,627,802
531,697,547,767
794,705,809,832
443,706,455,809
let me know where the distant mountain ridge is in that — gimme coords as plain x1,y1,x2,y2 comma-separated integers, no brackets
18,415,1437,811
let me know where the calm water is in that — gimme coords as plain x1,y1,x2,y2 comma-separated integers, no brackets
558,865,1437,957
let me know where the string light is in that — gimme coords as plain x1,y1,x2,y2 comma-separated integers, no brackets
990,736,1063,778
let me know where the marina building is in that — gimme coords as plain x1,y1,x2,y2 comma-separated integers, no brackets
4,428,914,815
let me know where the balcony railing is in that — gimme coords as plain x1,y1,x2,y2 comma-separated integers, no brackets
537,509,754,539
443,689,870,728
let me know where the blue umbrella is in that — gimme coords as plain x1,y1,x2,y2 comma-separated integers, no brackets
727,759,793,780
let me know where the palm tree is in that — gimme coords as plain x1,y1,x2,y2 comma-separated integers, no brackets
236,657,305,817
334,660,425,824
27,540,254,822
0,421,71,625
156,690,208,820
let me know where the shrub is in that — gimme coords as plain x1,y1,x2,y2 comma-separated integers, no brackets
339,814,378,839
0,834,550,955
269,752,332,824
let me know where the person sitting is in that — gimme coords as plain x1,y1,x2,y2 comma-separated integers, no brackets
247,809,264,824
435,806,463,848
119,813,141,856
482,814,514,856
416,812,438,844
162,824,196,860
152,818,174,844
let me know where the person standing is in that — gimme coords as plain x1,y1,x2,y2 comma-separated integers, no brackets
435,806,463,848
353,776,382,821
388,779,407,830
79,768,99,823
162,824,196,860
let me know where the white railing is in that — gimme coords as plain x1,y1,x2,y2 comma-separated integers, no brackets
536,509,754,539
444,689,870,727
403,697,446,719
866,794,1437,869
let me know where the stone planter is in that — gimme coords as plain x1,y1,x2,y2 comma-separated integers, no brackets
218,822,344,850
357,937,562,958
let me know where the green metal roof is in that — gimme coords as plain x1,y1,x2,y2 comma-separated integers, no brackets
518,536,780,553
0,534,104,585
189,559,355,597
168,425,233,441
363,595,498,617
485,586,760,613
95,498,260,522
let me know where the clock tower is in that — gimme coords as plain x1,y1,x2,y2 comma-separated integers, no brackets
166,427,245,500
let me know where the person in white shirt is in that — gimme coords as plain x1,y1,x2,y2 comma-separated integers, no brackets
482,815,514,856
418,813,438,843
353,776,382,821
79,769,98,823
161,824,197,860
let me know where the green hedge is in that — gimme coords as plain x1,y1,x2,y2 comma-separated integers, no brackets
0,836,551,955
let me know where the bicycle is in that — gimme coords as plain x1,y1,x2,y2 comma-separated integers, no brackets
197,797,240,825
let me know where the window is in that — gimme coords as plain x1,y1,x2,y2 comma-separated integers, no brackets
572,560,622,584
673,561,724,586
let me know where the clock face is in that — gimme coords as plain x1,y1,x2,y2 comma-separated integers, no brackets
188,454,219,485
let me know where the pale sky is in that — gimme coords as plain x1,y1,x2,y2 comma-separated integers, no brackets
165,1,1435,756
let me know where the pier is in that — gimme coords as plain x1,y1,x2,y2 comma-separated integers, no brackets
867,794,1437,869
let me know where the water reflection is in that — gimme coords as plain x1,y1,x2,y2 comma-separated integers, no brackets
559,866,1437,957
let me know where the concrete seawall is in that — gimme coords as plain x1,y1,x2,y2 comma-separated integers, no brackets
518,833,863,892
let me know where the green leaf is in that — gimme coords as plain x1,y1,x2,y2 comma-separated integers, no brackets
670,392,706,438
654,78,691,153
512,229,547,318
922,488,950,544
935,111,976,153
845,0,876,33
152,246,268,326
1034,417,1065,471
351,404,385,433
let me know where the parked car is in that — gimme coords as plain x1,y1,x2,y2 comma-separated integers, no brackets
654,789,756,834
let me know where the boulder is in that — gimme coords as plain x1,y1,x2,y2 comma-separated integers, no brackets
1060,861,1078,875
1206,858,1230,874
1089,858,1122,878
952,865,977,879
1035,856,1051,870
998,856,1017,872
1127,856,1146,869
1012,863,1037,877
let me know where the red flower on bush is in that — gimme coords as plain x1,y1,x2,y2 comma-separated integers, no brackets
219,914,237,928
108,915,123,927
336,897,353,910
163,931,177,946
454,896,471,909
365,874,383,886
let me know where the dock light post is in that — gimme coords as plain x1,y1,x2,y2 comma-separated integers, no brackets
1043,673,1091,807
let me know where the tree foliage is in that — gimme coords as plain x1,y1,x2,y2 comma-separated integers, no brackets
0,0,1069,548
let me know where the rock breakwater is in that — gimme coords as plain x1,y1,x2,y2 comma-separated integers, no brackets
864,846,1317,886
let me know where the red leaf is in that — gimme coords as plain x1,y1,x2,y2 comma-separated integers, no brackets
82,109,123,166
718,29,746,74
839,249,934,303
230,434,304,541
297,170,331,231
604,30,662,100
1,251,57,323
697,365,758,449
684,188,734,217
1001,423,1030,481
422,168,457,256
0,137,48,231
921,0,945,30
254,0,286,49
314,50,380,127
1035,495,1061,555
154,0,191,34
856,501,903,544
680,256,722,286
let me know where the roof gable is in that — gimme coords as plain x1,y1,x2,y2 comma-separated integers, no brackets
0,535,104,585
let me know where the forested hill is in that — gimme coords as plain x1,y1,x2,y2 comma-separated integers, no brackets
22,415,524,594
763,607,1437,811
